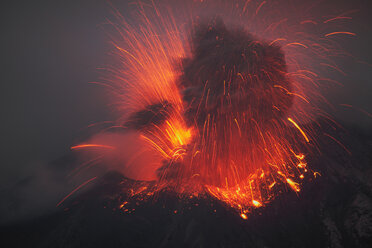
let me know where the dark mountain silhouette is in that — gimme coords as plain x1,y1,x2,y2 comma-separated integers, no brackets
1,121,371,248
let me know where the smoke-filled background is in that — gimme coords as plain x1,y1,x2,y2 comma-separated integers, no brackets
0,0,372,247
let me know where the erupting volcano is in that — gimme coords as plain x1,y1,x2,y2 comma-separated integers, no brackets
68,0,354,217
120,17,312,215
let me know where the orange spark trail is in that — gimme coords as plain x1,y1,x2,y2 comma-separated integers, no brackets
323,133,351,155
286,178,300,192
288,118,310,143
325,31,356,37
71,144,115,150
323,16,352,23
56,177,97,207
256,1,266,15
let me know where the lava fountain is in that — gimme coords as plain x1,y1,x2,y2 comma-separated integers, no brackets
70,0,355,217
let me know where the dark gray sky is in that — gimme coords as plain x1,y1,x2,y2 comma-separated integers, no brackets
1,1,113,185
0,0,371,187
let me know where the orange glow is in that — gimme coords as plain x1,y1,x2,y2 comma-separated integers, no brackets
286,178,301,192
295,154,305,160
119,201,128,209
140,116,192,160
252,200,262,207
240,213,248,219
313,172,321,178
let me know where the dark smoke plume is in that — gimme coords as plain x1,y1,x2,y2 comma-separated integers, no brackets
180,18,293,126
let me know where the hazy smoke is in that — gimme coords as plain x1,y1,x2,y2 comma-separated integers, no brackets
0,160,80,224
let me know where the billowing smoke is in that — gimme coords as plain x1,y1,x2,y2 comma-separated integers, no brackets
180,18,293,126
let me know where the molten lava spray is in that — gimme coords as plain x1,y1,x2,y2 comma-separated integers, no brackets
70,0,355,217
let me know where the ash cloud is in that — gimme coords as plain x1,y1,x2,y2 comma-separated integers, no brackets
179,18,293,126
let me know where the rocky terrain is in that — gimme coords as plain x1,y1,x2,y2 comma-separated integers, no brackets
1,122,371,248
